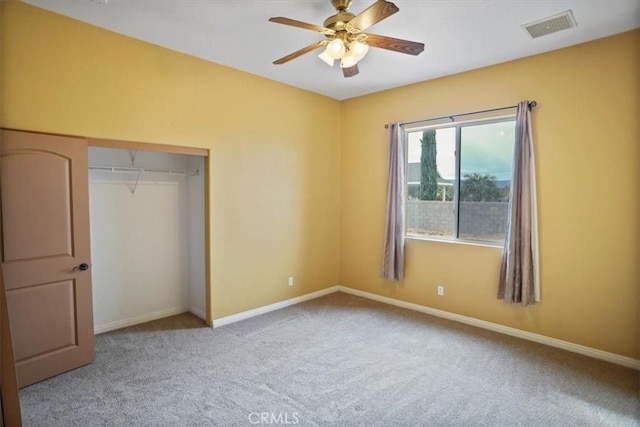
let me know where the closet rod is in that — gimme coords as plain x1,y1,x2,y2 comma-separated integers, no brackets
89,166,199,176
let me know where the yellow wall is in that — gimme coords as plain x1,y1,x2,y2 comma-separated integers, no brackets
341,30,639,358
2,2,638,359
0,1,342,319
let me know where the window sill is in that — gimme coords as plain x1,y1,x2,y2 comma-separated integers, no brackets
405,234,504,249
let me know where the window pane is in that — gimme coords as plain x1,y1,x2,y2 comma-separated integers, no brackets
458,121,515,242
406,127,456,238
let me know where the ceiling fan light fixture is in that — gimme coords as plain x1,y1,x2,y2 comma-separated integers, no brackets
350,40,369,61
269,0,425,78
318,48,335,66
340,51,358,68
327,38,346,59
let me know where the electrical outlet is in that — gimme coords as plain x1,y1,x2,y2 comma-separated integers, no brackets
288,276,294,287
437,285,444,296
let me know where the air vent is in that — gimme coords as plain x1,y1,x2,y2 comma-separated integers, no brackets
522,10,577,39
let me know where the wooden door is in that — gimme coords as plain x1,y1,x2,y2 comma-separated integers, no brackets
0,129,94,388
1,263,22,425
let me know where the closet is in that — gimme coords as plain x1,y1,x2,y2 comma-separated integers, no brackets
88,147,206,333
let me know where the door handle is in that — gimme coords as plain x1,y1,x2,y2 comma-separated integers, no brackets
72,263,90,272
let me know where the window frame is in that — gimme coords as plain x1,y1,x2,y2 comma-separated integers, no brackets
403,114,516,246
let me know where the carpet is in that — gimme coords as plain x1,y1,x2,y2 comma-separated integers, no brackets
20,292,640,426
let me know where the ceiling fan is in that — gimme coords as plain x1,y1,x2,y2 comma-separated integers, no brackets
269,0,424,78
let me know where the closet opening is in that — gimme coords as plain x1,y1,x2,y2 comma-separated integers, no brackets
87,142,209,333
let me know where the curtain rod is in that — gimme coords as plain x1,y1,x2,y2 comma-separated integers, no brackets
384,101,537,129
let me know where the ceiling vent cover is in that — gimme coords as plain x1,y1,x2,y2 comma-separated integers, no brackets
522,10,577,39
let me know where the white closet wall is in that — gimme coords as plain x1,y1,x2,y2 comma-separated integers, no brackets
89,148,205,333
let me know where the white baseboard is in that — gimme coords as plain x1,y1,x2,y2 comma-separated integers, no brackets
211,286,640,370
209,285,638,370
189,305,206,321
94,306,189,335
337,286,640,370
213,286,340,328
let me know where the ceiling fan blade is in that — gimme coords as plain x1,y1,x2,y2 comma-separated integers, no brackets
342,64,359,78
364,33,424,55
273,41,326,65
269,17,334,35
347,0,399,33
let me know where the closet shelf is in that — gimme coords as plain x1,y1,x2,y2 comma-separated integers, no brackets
89,166,199,176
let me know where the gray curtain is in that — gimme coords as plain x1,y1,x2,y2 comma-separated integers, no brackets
498,101,540,305
381,123,406,281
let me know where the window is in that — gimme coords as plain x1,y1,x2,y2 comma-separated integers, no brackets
405,117,515,244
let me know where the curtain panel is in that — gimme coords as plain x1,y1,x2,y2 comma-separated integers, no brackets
498,101,540,305
381,123,406,281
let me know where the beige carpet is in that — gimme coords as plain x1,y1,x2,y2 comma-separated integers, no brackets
20,292,640,426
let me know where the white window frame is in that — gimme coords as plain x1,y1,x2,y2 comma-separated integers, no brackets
403,114,516,246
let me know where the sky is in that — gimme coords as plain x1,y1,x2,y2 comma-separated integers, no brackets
407,120,515,180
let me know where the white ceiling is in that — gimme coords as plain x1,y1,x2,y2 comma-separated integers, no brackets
22,0,640,100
